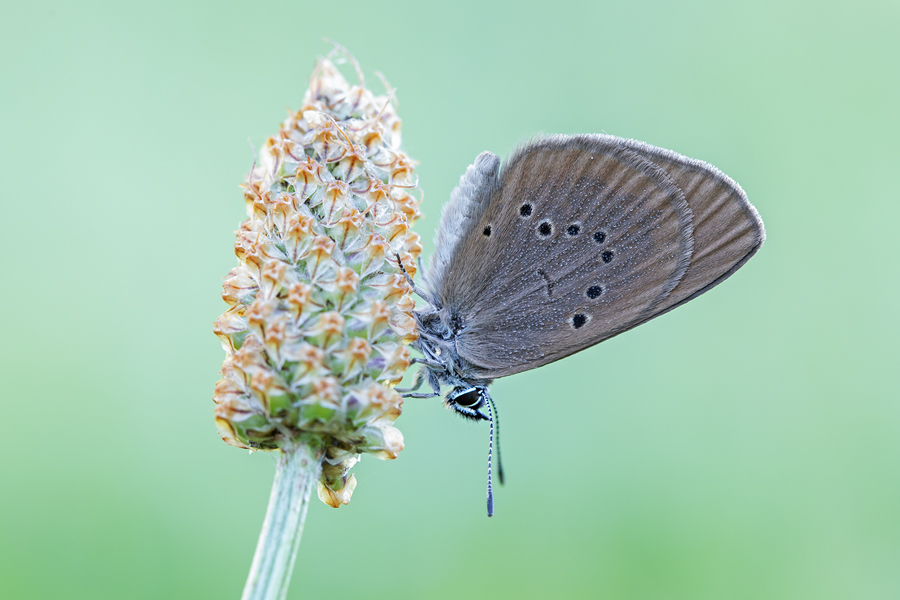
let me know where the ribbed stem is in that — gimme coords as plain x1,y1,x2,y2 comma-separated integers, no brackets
242,442,322,600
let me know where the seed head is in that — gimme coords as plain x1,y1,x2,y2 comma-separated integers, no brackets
213,55,422,507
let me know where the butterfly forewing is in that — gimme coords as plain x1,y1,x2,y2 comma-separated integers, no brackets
434,136,695,379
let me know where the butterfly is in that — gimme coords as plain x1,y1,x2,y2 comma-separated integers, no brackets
397,134,765,515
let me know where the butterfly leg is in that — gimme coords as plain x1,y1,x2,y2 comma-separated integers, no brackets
411,357,444,369
399,366,442,398
395,367,426,393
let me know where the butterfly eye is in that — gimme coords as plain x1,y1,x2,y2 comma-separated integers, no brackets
593,231,606,243
452,388,482,407
601,250,614,263
566,224,580,236
519,203,532,217
538,221,553,237
483,225,492,236
586,285,603,299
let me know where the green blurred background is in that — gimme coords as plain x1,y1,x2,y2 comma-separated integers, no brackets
2,1,898,598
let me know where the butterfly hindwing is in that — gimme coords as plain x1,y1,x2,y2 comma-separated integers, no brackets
618,138,765,316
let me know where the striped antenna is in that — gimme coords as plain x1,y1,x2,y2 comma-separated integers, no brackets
483,390,505,517
485,392,504,485
485,395,496,517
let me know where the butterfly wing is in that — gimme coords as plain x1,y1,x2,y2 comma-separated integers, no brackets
618,138,765,315
428,134,765,380
434,134,742,379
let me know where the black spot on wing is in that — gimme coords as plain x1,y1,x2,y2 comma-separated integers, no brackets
538,221,553,236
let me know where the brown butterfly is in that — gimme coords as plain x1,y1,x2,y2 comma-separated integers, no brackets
398,134,765,515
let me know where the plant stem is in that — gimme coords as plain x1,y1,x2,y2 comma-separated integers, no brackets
242,442,322,600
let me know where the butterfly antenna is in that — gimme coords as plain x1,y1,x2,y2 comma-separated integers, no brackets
484,397,496,517
485,391,504,485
